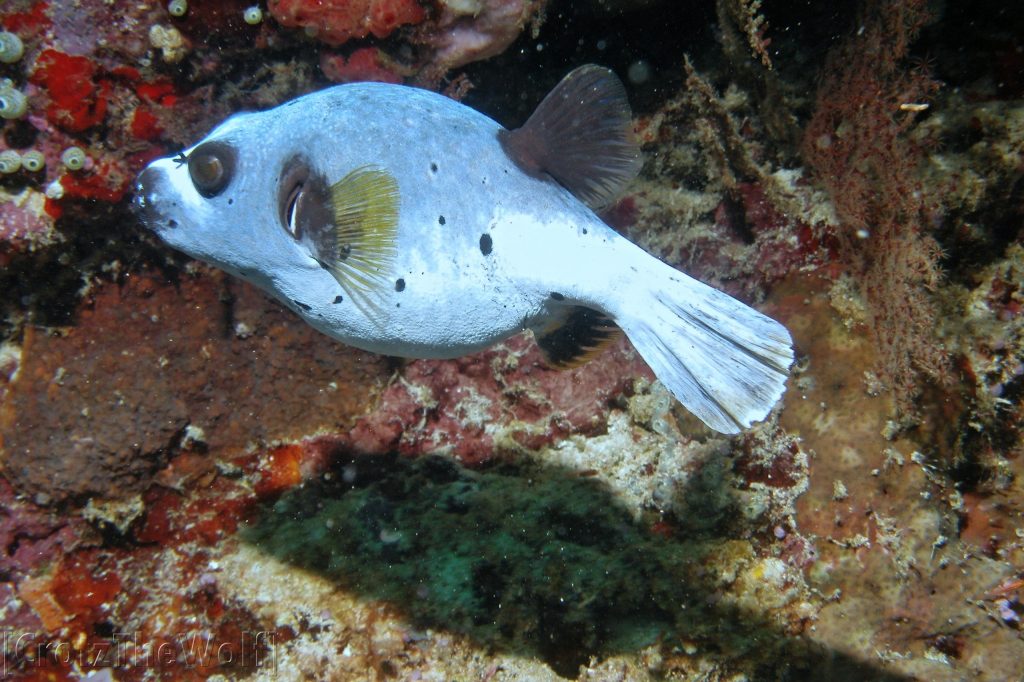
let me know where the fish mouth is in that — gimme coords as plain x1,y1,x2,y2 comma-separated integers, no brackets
132,166,177,233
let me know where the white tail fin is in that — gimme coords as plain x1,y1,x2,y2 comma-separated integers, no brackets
613,267,793,434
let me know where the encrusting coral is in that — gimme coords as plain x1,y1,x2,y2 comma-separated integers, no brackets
0,0,1023,679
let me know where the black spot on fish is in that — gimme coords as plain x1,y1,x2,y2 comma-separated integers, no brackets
333,295,343,304
293,299,311,312
395,278,406,292
396,303,401,308
582,228,588,235
479,233,493,256
430,162,438,173
438,215,446,226
550,292,565,301
167,219,178,229
228,198,234,205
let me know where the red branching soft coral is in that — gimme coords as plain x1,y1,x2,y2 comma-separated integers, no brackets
802,0,947,413
267,0,426,46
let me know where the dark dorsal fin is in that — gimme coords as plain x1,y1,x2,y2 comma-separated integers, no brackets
534,305,622,369
498,64,643,210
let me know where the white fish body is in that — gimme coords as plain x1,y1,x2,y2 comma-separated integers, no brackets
134,66,793,433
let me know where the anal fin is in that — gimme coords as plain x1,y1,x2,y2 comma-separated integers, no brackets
534,306,621,369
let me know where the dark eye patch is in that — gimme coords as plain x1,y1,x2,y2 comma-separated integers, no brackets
188,141,236,198
278,156,333,255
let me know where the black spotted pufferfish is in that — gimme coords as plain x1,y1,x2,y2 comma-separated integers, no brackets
133,65,793,434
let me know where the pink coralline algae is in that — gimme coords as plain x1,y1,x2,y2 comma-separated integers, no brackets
0,478,85,580
0,189,55,248
347,333,652,464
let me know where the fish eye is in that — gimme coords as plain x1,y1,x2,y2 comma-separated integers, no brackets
187,141,235,198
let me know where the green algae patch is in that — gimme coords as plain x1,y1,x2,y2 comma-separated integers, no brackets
238,452,873,678
241,455,681,672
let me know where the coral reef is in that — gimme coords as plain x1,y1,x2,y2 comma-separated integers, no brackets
0,0,1023,680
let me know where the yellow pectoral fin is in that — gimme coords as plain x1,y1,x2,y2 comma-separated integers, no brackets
326,166,401,311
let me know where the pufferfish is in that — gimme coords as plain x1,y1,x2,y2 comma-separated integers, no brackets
133,65,793,434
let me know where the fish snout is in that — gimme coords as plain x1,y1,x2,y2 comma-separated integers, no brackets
132,166,176,232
